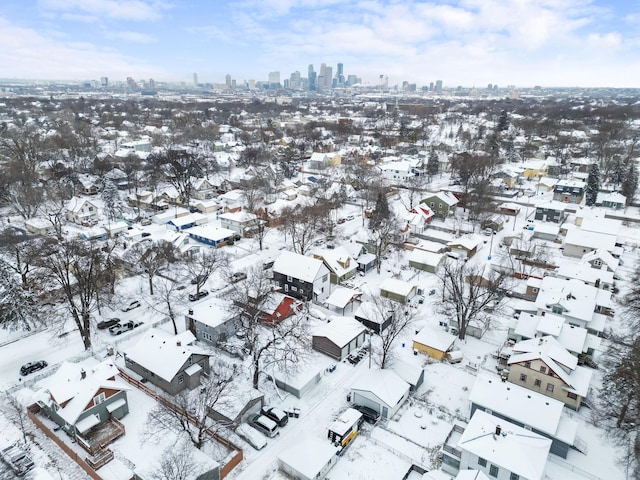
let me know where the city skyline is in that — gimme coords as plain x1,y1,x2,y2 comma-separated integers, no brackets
0,0,638,88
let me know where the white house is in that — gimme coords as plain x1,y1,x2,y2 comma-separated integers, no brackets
65,197,100,226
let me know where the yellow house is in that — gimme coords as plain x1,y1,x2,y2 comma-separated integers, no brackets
522,159,548,179
327,152,342,167
412,326,456,361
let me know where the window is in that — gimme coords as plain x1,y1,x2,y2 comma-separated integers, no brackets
546,383,554,392
291,286,297,292
510,473,520,480
519,374,527,382
567,392,578,400
539,366,547,373
439,203,443,208
524,361,531,368
187,357,192,365
284,284,288,292
489,465,499,477
429,202,435,208
323,274,329,282
299,289,304,295
93,393,106,406
593,259,602,267
478,457,487,467
534,379,541,387
287,275,292,282
178,375,184,384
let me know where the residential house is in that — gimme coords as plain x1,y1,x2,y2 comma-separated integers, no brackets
324,287,363,315
378,160,415,182
65,197,100,226
190,199,220,214
343,242,377,274
354,301,393,334
403,203,435,234
496,202,521,217
534,276,612,335
349,369,410,420
562,228,618,259
123,328,210,395
379,277,418,304
76,174,101,195
272,251,331,303
480,215,505,232
190,177,217,200
259,292,302,323
553,180,586,203
413,326,457,361
492,167,520,189
507,336,594,410
534,201,567,223
218,211,259,237
313,246,358,284
422,191,458,219
186,224,236,248
596,191,626,210
312,317,367,361
166,212,208,231
217,189,245,212
469,374,581,459
580,248,620,273
185,297,241,346
37,360,129,449
442,410,551,479
522,159,549,180
554,262,615,291
308,152,329,170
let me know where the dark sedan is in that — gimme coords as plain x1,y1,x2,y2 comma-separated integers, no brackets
20,360,48,376
97,318,121,330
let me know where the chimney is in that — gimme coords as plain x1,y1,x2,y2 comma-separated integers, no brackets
495,425,502,436
188,309,194,316
176,341,181,347
80,368,86,380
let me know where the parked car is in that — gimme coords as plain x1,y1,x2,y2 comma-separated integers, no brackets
337,218,346,224
141,232,151,238
121,300,141,312
230,272,248,283
261,406,289,427
20,360,48,376
346,214,355,221
97,317,121,330
1,445,35,476
188,290,209,301
352,404,380,424
236,423,267,450
482,228,494,236
249,414,279,438
109,320,142,335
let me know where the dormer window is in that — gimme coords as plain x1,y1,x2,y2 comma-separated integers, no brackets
93,393,106,406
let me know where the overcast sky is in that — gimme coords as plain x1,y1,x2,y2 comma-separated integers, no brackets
1,0,638,88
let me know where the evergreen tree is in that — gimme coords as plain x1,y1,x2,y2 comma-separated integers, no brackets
369,191,390,230
585,163,600,206
497,110,509,132
622,161,638,206
426,151,439,178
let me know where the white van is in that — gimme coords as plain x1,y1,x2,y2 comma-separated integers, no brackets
250,414,279,438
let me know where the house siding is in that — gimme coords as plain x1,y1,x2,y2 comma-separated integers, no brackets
507,359,582,410
124,354,210,395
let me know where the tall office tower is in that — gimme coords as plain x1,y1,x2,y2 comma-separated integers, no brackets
290,71,301,89
193,73,198,86
126,77,138,89
429,82,434,91
325,67,332,87
336,63,345,86
347,74,357,86
435,80,443,92
308,64,317,91
248,79,256,90
226,74,232,87
268,71,280,88
319,63,327,86
148,78,155,89
100,76,108,88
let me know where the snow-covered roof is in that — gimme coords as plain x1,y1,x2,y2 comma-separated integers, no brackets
555,262,614,286
448,236,480,251
278,436,337,478
328,408,362,437
315,246,358,278
188,297,233,328
413,326,456,352
580,248,619,271
350,369,410,408
469,374,577,444
324,287,361,309
564,228,616,252
424,191,458,206
218,211,257,223
186,224,236,242
458,410,552,480
408,249,443,266
313,317,366,348
124,328,207,382
45,360,128,425
579,216,622,236
167,212,208,228
273,250,326,283
379,277,417,297
534,276,602,323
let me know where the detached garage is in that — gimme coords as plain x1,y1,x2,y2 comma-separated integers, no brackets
413,326,456,361
349,369,410,420
312,317,367,361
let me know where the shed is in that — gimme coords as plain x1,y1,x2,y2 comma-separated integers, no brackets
278,436,338,480
408,249,443,273
379,278,418,304
413,326,456,360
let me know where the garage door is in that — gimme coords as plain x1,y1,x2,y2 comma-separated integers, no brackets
353,392,381,414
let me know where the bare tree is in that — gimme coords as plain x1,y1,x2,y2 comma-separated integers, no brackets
367,296,418,369
150,441,197,480
227,267,309,389
34,238,112,350
152,148,207,205
0,228,38,289
123,241,177,296
184,249,227,296
368,215,400,274
279,204,321,255
144,366,237,450
0,260,38,331
437,260,508,340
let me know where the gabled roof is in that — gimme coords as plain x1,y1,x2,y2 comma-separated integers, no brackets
534,276,600,323
124,328,207,382
314,246,358,277
379,277,417,297
414,326,456,352
350,369,410,408
273,250,327,283
45,360,128,425
458,410,551,480
580,248,619,271
424,191,458,206
313,316,366,348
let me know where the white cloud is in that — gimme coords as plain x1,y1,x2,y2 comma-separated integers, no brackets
38,0,171,22
104,30,157,44
587,32,622,49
